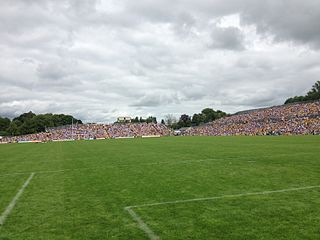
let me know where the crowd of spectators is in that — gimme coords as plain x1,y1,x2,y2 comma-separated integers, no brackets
1,101,319,144
108,122,170,138
183,101,320,136
0,123,171,143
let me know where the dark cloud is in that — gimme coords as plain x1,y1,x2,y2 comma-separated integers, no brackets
130,92,180,107
240,0,320,48
209,26,245,50
0,0,320,122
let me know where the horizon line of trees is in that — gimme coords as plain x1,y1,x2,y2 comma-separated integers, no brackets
0,111,82,137
165,108,228,129
122,116,158,124
285,80,320,104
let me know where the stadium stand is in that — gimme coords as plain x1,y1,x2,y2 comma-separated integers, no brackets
1,101,319,144
0,123,172,143
183,101,320,136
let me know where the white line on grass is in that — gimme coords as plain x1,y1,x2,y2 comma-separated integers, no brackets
0,173,35,225
125,207,160,240
127,185,320,208
124,185,320,239
0,168,90,177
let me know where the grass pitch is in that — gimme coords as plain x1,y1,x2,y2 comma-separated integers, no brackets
0,136,319,239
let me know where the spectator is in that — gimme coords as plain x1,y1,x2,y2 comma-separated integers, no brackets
183,101,320,136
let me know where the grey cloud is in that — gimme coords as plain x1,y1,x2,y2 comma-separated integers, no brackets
37,61,75,80
124,0,320,49
239,0,320,48
209,26,245,50
0,0,320,122
130,92,180,107
180,84,207,101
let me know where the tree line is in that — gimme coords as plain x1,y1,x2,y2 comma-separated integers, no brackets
0,111,82,136
165,108,228,129
285,80,320,104
130,116,158,123
124,108,228,129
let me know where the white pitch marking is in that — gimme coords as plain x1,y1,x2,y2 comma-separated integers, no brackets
125,207,159,240
125,185,320,239
0,168,90,177
127,185,320,209
0,173,35,225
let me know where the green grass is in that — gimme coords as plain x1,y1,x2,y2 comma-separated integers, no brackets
0,136,319,239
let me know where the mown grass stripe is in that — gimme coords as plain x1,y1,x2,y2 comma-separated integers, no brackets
0,152,307,177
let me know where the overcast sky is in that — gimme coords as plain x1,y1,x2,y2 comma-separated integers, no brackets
1,0,320,123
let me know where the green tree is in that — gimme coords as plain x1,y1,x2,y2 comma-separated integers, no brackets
146,116,157,123
132,116,140,123
191,113,204,126
306,80,320,100
285,80,320,104
284,96,306,104
13,111,36,123
0,117,10,131
139,117,146,123
215,110,227,119
201,108,216,122
177,114,192,128
2,112,82,136
7,121,20,136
